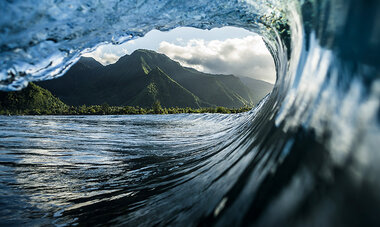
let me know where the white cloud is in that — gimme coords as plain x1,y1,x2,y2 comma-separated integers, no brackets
158,35,276,84
83,45,128,65
82,32,276,84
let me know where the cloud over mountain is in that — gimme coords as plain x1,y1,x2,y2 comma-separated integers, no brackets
83,45,128,65
158,35,276,84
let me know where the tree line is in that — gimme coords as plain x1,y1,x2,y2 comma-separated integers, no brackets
0,83,253,115
1,100,252,115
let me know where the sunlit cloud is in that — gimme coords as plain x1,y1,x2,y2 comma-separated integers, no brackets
83,28,276,84
83,45,128,65
158,35,276,84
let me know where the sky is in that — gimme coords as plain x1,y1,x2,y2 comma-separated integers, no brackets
83,27,276,84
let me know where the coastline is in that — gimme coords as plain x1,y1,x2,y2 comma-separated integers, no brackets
0,105,252,116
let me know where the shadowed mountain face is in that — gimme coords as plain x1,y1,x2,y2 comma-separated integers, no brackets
38,49,270,108
129,67,204,108
238,76,274,104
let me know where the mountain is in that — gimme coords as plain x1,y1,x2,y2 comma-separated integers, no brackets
129,67,204,108
238,76,274,104
121,50,255,107
37,49,261,108
0,82,67,114
35,57,105,106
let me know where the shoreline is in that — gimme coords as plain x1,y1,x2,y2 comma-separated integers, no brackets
1,105,252,116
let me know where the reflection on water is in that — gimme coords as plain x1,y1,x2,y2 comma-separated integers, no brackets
0,113,252,226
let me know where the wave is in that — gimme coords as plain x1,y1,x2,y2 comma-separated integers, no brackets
0,0,379,226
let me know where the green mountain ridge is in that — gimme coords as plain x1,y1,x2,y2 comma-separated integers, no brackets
123,50,255,107
0,82,253,115
35,49,271,108
238,76,274,104
129,67,204,108
0,82,67,114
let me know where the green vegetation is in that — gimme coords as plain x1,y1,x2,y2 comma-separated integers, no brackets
1,48,266,116
36,104,251,115
129,67,204,108
0,82,68,115
1,102,252,116
36,49,257,108
0,83,252,116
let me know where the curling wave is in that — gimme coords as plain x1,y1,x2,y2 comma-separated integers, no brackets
0,0,379,226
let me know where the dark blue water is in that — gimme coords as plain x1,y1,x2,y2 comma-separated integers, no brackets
1,0,380,226
0,112,256,226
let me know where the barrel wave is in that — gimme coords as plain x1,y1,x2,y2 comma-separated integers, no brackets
0,0,379,226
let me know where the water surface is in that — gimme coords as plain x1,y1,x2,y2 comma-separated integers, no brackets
0,113,252,226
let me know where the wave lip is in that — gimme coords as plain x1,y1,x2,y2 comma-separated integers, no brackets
0,0,380,226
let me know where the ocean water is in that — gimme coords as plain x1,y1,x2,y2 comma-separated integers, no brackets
0,112,256,226
1,0,380,226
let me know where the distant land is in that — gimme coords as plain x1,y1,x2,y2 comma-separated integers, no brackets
37,49,273,108
0,82,252,115
0,82,67,115
237,76,274,103
0,49,274,115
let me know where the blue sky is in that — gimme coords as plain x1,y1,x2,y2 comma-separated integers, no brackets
84,27,276,84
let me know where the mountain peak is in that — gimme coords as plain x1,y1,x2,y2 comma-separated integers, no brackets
79,56,98,63
78,57,103,68
38,48,259,108
132,49,158,55
130,49,170,61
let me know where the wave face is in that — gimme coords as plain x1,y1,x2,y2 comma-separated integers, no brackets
1,0,380,226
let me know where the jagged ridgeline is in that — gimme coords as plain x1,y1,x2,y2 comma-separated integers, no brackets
36,49,271,108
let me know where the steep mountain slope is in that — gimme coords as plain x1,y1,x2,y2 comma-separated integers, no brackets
123,50,255,107
0,83,67,114
37,49,259,108
129,67,204,108
37,57,148,106
238,76,274,104
37,57,105,105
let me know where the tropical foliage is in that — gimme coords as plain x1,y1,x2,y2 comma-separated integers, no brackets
0,82,68,115
0,83,252,115
37,49,256,108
